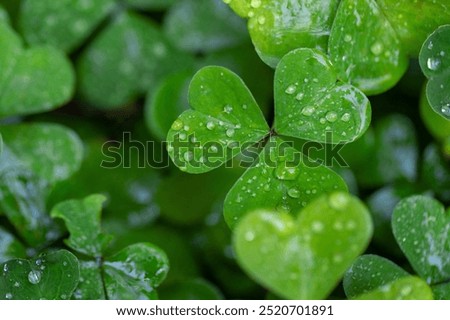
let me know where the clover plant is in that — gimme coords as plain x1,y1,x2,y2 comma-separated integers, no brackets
0,0,449,301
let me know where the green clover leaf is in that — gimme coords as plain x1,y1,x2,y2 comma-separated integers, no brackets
0,124,83,246
0,250,79,300
19,0,115,53
233,192,373,299
77,11,194,109
225,0,340,67
0,22,74,118
354,276,433,300
343,254,409,298
163,0,248,53
224,137,347,228
167,66,269,174
419,25,450,120
392,195,450,285
274,48,371,143
51,195,169,299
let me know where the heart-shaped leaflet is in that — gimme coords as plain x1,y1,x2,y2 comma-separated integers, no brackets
167,66,269,173
274,48,371,144
234,192,373,299
392,195,450,285
0,22,74,118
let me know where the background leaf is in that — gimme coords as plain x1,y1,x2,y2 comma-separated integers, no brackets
1,123,83,183
343,254,409,298
392,195,450,285
0,250,79,300
0,23,74,118
163,0,248,53
77,11,193,109
19,0,115,53
329,0,409,95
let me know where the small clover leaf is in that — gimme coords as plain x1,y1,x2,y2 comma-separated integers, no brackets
224,137,347,228
51,194,113,257
329,0,409,95
343,254,409,298
167,66,269,174
420,86,450,141
392,195,450,285
233,192,373,299
274,48,371,143
225,0,340,67
51,195,169,300
19,0,116,53
0,22,74,118
354,276,434,300
419,25,450,120
0,144,65,246
378,0,450,56
0,250,79,300
103,243,169,299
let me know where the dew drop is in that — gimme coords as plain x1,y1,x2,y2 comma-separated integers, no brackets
326,111,338,122
329,193,349,210
226,128,235,137
224,104,233,114
5,293,12,299
257,16,266,24
209,145,218,153
285,84,296,95
183,125,190,131
28,270,42,285
295,92,304,101
427,57,441,71
242,104,248,109
178,133,186,140
250,0,261,8
344,34,352,42
288,188,300,198
400,286,412,296
171,119,183,130
206,121,215,130
341,113,351,122
441,104,450,115
245,231,255,241
370,42,383,55
3,264,8,272
311,221,324,233
302,106,315,116
275,164,299,181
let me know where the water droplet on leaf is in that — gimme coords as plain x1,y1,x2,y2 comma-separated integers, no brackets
28,270,42,285
171,119,183,130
